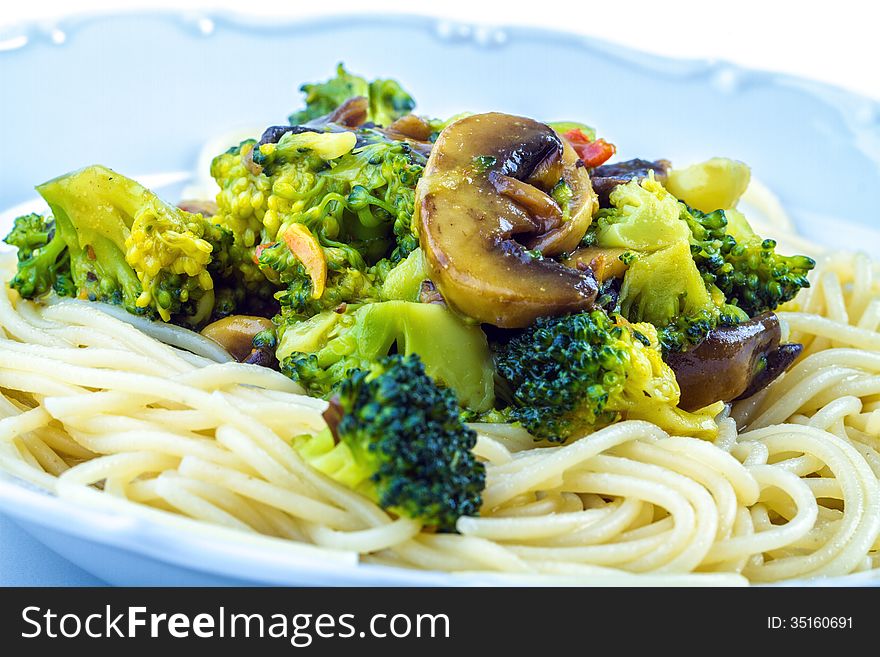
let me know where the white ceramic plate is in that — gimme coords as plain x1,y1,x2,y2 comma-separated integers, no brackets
1,12,879,586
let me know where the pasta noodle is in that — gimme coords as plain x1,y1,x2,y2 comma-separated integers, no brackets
0,197,879,585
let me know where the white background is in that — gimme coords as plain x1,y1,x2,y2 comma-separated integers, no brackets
2,0,878,100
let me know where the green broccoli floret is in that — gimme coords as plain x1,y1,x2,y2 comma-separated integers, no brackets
681,205,815,317
256,128,423,256
277,300,495,411
587,175,814,348
3,213,75,298
586,176,716,352
212,127,427,319
366,77,416,127
493,310,721,443
8,165,259,326
210,140,271,248
330,131,424,263
4,213,52,260
616,240,742,353
293,354,485,531
288,64,415,127
288,64,369,125
210,126,429,319
257,238,384,319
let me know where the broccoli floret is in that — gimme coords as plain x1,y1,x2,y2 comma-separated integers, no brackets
277,300,495,411
493,310,721,443
293,354,485,530
210,140,271,248
589,174,691,252
682,206,815,317
617,240,739,353
288,64,369,125
589,175,814,352
334,134,424,263
584,177,720,351
366,77,416,128
3,213,75,298
211,127,426,319
4,213,52,260
257,238,384,318
9,165,258,326
255,128,424,258
288,64,415,127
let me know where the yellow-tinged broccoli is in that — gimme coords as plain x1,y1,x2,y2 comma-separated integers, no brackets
589,175,690,252
212,127,427,320
492,309,720,443
592,172,815,344
210,140,271,247
618,241,716,331
252,130,360,243
125,204,216,322
292,354,484,531
605,318,722,437
277,300,495,411
10,165,255,326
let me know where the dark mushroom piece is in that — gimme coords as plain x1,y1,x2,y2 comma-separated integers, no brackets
258,97,371,150
379,114,435,158
591,158,671,207
418,279,446,306
664,312,803,411
258,124,323,147
201,315,276,363
416,112,599,328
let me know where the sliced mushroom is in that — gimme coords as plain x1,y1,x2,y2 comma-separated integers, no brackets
379,114,436,158
416,112,599,328
258,124,323,147
319,96,369,129
665,313,802,411
201,315,275,362
418,279,446,305
591,158,671,207
385,114,434,141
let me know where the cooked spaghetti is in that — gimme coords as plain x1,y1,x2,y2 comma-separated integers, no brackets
0,65,878,584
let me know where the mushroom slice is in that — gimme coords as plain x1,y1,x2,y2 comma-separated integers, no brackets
201,315,275,362
416,112,598,328
664,312,802,411
524,133,599,255
385,114,435,142
488,171,562,234
379,114,435,158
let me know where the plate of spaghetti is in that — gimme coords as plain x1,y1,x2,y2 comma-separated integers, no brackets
1,13,879,586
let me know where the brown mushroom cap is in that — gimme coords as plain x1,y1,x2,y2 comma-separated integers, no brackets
665,312,803,411
416,112,598,328
201,315,275,362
